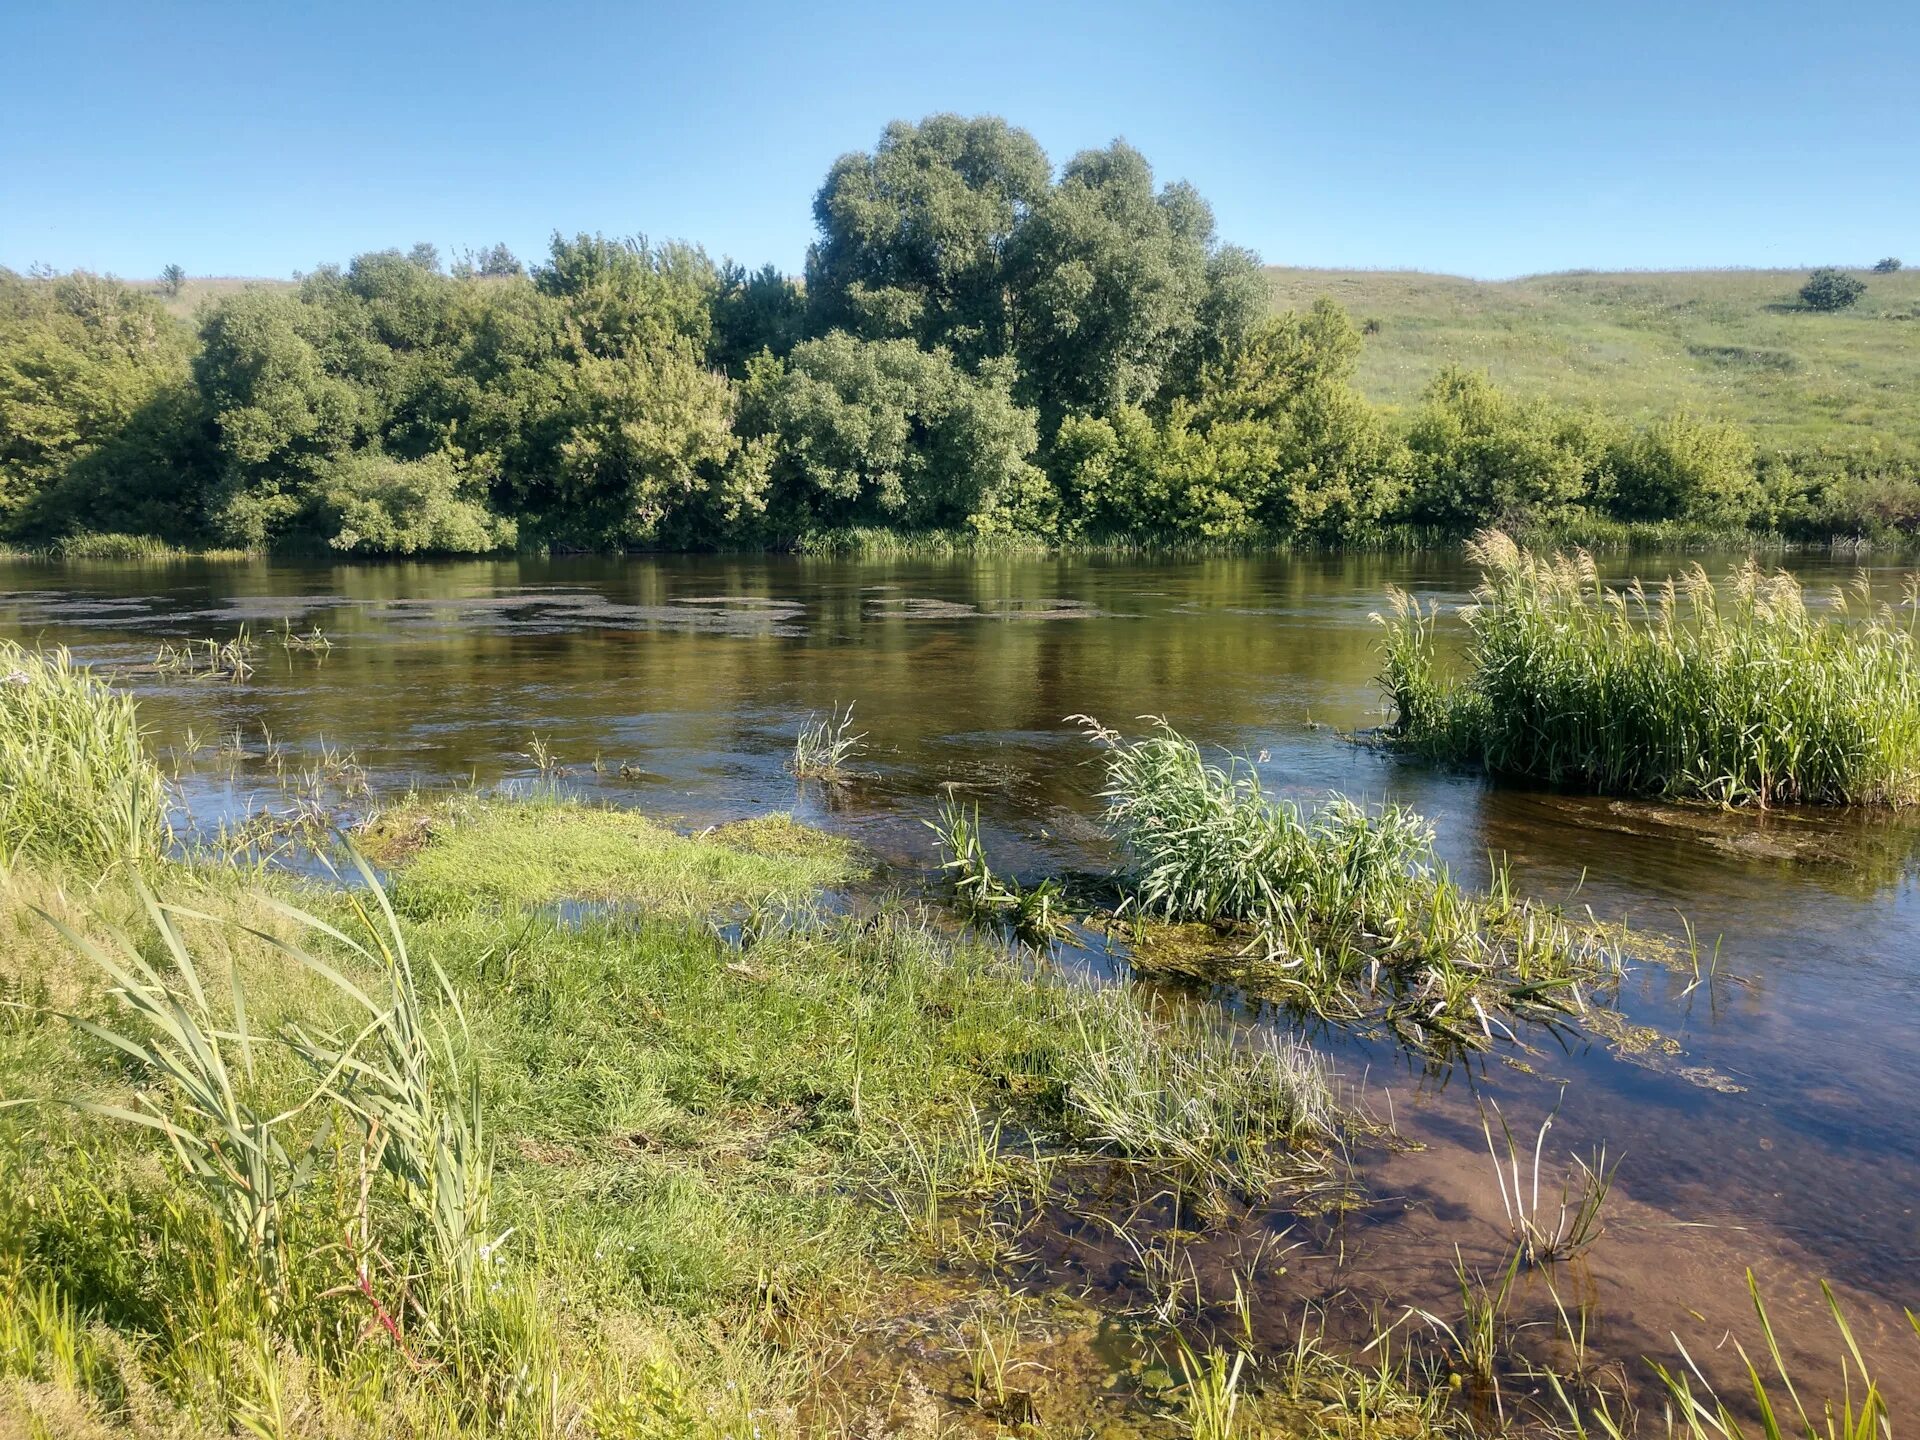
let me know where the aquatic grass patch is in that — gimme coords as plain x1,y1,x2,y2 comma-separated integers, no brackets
40,533,257,562
789,701,867,782
1377,530,1920,806
1065,995,1335,1192
1552,1274,1920,1440
0,640,168,867
1078,716,1632,1048
152,627,256,681
368,794,862,916
927,795,1072,943
1481,1103,1616,1267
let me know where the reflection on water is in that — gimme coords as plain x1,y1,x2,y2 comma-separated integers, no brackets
5,548,1918,1395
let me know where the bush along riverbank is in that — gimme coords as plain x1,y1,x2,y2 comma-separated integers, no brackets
2,644,1916,1436
1376,530,1920,807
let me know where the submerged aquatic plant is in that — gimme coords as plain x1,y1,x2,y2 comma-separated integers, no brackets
1377,530,1920,807
790,701,867,781
0,639,169,866
154,627,256,681
926,794,1071,943
273,617,333,653
1482,1101,1617,1266
1076,715,1627,1047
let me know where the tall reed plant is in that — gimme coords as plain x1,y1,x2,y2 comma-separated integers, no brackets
1378,531,1920,806
1078,716,1628,1046
0,640,168,866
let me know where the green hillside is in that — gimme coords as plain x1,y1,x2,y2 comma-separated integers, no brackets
1265,266,1920,452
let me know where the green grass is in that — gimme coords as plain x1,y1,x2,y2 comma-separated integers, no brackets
1077,716,1632,1049
1377,531,1920,805
1267,266,1920,455
3,685,1914,1435
362,794,863,914
0,640,168,867
0,786,1361,1435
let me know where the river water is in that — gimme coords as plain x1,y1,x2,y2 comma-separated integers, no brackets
5,549,1917,1405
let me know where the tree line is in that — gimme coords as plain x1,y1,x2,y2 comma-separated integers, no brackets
3,114,1914,555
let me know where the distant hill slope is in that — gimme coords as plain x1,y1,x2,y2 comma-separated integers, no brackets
1265,267,1920,452
146,276,294,320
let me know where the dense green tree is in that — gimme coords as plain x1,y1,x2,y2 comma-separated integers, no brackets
534,233,716,357
741,333,1043,534
708,262,807,376
1799,267,1866,311
1873,257,1903,273
1403,367,1609,526
1052,302,1401,541
192,288,366,543
509,343,748,546
159,263,186,296
452,244,525,279
807,115,1050,361
0,270,193,532
1008,142,1264,420
1053,304,1403,541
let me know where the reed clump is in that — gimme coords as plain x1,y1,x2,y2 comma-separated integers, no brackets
790,701,867,782
1078,716,1628,1048
0,640,168,866
1377,530,1920,807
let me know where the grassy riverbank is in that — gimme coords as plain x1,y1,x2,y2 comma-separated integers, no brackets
0,519,1902,568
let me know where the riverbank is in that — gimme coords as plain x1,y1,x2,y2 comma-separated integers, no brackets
0,516,1906,566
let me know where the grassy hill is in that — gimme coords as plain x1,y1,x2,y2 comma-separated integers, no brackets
143,275,294,320
1266,266,1920,453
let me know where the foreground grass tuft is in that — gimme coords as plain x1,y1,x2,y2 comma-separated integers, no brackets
0,640,168,867
1377,531,1920,806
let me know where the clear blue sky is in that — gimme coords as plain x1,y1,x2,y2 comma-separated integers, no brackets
3,0,1915,280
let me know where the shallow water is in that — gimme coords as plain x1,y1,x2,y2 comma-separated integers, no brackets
6,548,1918,1403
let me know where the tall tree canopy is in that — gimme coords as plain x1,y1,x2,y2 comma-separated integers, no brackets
1007,142,1266,421
806,114,1050,363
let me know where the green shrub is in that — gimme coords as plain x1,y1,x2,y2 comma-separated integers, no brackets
1377,531,1920,806
0,640,168,864
1872,257,1903,273
1799,267,1866,312
1403,367,1611,527
1606,410,1758,521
